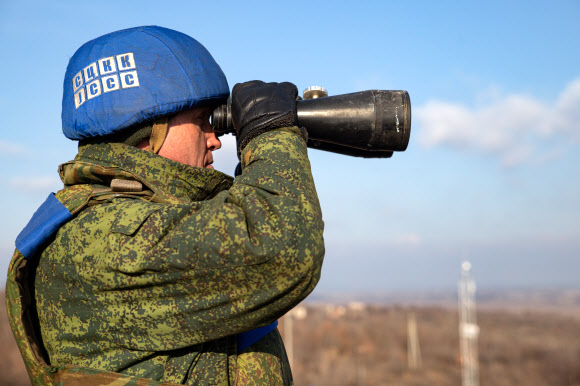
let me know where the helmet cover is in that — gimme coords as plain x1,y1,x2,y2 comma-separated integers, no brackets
62,26,229,140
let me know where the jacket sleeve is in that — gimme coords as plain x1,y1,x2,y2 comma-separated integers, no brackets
101,127,324,351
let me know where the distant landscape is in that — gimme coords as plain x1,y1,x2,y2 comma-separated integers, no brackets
310,287,580,316
2,289,579,385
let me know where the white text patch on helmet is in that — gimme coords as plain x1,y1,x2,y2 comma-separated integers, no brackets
73,53,140,109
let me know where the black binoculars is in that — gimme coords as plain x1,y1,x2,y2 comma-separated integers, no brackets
212,89,411,158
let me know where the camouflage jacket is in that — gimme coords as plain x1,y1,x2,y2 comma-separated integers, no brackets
5,127,325,385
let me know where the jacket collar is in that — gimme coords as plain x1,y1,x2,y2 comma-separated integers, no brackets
59,143,234,204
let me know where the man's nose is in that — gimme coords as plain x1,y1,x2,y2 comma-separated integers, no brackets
207,132,222,151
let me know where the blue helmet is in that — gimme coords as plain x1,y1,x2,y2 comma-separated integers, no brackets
62,26,229,140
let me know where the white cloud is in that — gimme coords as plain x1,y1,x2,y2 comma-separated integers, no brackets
552,79,580,139
416,78,580,166
8,176,62,193
0,140,29,156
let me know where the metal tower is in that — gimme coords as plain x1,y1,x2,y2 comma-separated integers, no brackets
407,312,423,370
459,261,480,386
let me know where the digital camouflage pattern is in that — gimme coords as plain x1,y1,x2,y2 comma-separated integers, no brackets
5,127,324,385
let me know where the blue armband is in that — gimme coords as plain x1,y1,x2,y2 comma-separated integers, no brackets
15,193,72,260
237,320,278,353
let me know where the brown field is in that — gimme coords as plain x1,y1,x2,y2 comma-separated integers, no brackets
280,303,580,386
2,291,579,386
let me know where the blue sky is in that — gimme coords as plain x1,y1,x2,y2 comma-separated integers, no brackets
1,1,578,293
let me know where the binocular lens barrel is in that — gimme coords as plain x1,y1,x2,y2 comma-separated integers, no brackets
212,90,411,158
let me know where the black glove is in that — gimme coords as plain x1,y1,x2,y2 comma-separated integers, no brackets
231,81,298,155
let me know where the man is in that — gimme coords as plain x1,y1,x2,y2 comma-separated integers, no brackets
6,26,324,385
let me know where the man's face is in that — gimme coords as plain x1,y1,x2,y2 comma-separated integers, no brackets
157,107,221,169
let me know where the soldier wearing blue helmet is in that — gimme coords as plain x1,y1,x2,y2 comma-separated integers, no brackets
6,26,324,385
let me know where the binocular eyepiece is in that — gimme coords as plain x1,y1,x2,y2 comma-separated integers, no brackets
212,88,411,158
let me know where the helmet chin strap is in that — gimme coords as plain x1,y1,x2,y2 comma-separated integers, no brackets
145,118,169,154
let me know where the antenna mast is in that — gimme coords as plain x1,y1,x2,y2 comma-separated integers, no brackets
459,261,480,386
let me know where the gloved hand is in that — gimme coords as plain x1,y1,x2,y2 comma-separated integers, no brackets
231,81,298,155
